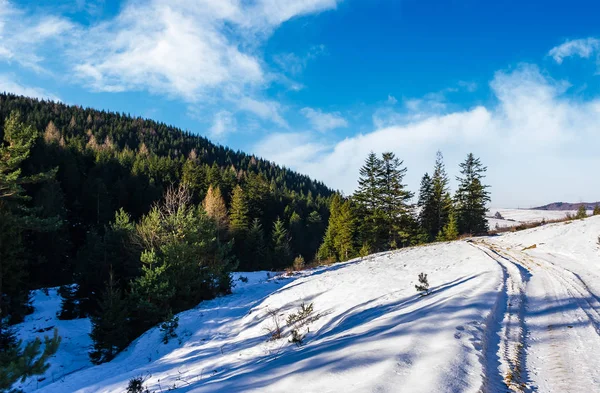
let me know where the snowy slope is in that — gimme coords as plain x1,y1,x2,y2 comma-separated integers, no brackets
487,208,588,229
12,287,92,392
14,216,600,392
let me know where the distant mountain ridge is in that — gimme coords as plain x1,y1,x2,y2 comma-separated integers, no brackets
533,202,600,211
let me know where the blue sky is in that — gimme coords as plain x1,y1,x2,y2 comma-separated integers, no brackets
2,0,600,207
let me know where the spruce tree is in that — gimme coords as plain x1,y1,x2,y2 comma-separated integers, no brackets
353,152,385,250
229,185,249,235
454,153,491,235
575,205,587,219
594,205,600,216
0,112,58,322
245,218,267,270
334,199,356,260
271,217,292,268
317,195,341,262
431,151,452,237
417,173,435,239
0,324,61,390
436,209,459,241
89,271,130,364
378,152,413,248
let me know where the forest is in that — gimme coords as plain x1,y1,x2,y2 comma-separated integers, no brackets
0,94,490,387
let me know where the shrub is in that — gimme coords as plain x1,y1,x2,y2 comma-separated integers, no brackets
293,255,305,271
238,275,249,283
160,313,179,344
415,273,430,296
127,376,151,393
265,308,283,341
575,205,587,219
289,329,305,346
286,302,315,328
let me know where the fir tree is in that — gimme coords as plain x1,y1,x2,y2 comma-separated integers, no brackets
417,173,435,239
229,185,249,235
378,152,413,249
334,199,356,260
454,153,491,235
271,217,292,268
353,152,385,250
89,271,130,364
245,218,267,270
436,209,459,241
431,151,452,237
594,205,600,216
0,322,61,390
575,205,587,219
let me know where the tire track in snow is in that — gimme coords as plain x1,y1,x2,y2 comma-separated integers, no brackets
469,241,531,393
492,245,600,393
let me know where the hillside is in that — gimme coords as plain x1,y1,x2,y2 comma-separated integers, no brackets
533,202,600,211
0,93,333,292
13,215,600,392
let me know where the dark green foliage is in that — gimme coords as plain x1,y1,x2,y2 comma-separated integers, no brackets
89,272,130,364
454,153,491,235
160,313,179,344
244,218,267,270
317,195,356,262
0,112,59,323
575,205,587,219
419,152,452,241
57,284,80,320
127,376,151,393
415,273,430,295
271,217,293,269
0,322,61,390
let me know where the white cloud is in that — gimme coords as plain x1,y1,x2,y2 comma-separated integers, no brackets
301,107,348,132
239,97,288,127
387,94,398,105
255,64,600,206
0,73,60,101
273,44,326,75
209,110,237,138
0,1,74,72
549,38,600,64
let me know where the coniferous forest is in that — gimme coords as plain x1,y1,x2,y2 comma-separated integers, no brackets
0,93,491,377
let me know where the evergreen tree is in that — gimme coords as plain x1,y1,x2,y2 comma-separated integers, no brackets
431,151,452,237
229,185,249,235
317,195,357,262
271,217,292,268
417,173,435,239
378,152,413,248
454,153,491,235
89,271,130,364
317,195,342,262
436,209,459,241
594,205,600,216
575,205,587,219
244,218,267,270
0,323,61,390
0,112,58,322
353,152,385,250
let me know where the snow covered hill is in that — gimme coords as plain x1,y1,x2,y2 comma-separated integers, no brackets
14,216,600,392
486,208,589,229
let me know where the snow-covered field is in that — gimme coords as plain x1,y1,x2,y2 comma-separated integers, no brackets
487,208,589,229
13,216,600,392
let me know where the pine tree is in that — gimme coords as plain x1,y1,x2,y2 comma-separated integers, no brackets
436,209,459,241
575,205,587,219
271,217,292,268
378,152,413,248
431,151,452,237
89,271,130,364
454,153,491,235
202,185,229,231
0,322,61,390
229,185,249,234
594,205,600,216
417,173,435,239
353,152,385,250
334,199,356,260
0,112,58,322
245,218,267,270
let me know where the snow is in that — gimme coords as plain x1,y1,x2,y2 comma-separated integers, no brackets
13,216,600,392
487,208,589,229
12,287,92,392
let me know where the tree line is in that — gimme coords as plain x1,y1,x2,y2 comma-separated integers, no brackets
317,150,490,262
